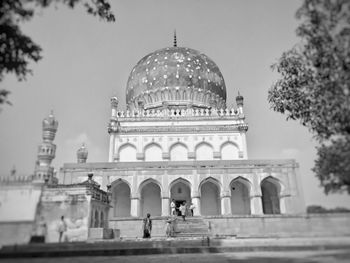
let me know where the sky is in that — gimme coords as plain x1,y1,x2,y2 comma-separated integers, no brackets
1,0,349,209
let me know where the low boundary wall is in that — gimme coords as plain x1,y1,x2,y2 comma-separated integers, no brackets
109,213,350,238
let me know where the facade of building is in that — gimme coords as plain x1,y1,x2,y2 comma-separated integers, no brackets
4,41,350,246
59,44,306,221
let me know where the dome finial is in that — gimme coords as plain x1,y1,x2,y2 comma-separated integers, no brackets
173,30,177,47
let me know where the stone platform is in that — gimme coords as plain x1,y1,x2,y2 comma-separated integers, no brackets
1,236,350,258
109,213,350,239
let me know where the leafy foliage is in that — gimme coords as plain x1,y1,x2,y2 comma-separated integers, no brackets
307,205,350,213
269,0,350,194
0,0,115,108
313,135,350,193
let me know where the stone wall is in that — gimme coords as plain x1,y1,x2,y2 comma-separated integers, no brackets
109,213,350,238
205,213,350,237
0,182,43,247
109,218,170,238
37,186,91,243
0,183,42,222
0,222,34,247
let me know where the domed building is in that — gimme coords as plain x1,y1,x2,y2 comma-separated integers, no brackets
126,46,227,110
58,39,306,238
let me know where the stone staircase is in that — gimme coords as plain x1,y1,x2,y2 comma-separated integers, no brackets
173,217,210,238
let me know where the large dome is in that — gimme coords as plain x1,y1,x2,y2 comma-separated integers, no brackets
126,47,227,110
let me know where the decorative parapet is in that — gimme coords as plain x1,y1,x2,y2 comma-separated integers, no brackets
111,107,243,121
46,184,109,204
109,123,249,134
0,175,33,185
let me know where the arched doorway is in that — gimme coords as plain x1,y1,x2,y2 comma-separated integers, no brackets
112,181,131,217
170,178,191,216
230,178,251,215
261,177,281,214
200,179,221,215
140,180,161,217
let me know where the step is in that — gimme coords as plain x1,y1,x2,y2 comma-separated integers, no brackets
172,217,209,238
2,237,350,258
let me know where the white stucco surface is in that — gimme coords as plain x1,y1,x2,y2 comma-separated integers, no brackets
0,184,42,222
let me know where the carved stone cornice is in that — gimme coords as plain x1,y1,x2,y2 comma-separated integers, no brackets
109,123,249,134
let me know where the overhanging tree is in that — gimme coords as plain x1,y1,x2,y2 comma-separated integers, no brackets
268,0,350,194
0,0,115,107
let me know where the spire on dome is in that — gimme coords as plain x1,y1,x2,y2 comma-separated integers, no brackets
173,30,177,47
236,91,244,106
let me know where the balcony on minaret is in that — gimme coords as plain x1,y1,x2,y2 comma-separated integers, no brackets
37,144,56,162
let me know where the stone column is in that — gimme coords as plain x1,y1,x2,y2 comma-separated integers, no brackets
108,134,115,162
130,197,140,217
162,197,170,216
220,192,231,215
250,195,263,215
279,194,289,214
191,195,201,216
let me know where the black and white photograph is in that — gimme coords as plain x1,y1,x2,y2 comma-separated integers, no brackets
0,0,350,262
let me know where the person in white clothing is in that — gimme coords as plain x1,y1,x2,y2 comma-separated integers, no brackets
57,215,67,243
170,199,176,216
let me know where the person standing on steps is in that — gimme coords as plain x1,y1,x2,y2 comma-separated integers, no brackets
165,217,173,237
143,213,152,238
180,202,186,221
170,199,176,216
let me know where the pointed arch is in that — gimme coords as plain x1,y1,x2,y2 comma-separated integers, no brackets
119,143,137,162
111,178,131,217
169,177,192,190
144,142,163,161
199,177,221,215
195,142,213,160
139,178,162,217
221,141,239,160
169,142,188,161
230,177,251,215
261,176,281,214
169,177,192,213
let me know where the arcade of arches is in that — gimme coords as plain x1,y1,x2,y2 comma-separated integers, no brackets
110,177,283,218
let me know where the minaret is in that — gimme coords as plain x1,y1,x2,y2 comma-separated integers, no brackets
236,92,244,114
33,111,58,184
108,96,119,162
235,92,248,159
77,143,88,163
173,30,177,47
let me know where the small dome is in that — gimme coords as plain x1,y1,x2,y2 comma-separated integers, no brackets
42,111,58,131
126,47,226,110
77,144,88,163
